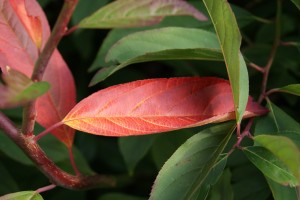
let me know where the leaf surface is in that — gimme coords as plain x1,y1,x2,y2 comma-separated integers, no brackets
0,67,49,108
254,135,300,184
149,123,233,200
266,178,299,200
63,77,267,136
276,84,300,96
90,27,223,85
78,0,207,29
243,146,298,186
0,0,76,146
203,0,249,122
0,191,43,200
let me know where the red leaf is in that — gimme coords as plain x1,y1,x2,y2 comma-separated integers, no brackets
63,77,267,136
0,0,76,146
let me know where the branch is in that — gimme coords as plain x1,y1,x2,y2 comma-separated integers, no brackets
0,111,116,190
22,0,79,135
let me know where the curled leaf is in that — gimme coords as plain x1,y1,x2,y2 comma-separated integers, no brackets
79,0,207,29
63,77,267,136
0,66,49,108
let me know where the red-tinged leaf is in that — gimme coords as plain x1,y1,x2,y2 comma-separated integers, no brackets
9,0,43,49
0,0,76,146
63,77,267,137
0,66,49,108
78,0,207,29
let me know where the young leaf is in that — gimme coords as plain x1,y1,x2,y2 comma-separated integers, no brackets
243,146,298,186
0,0,76,147
0,67,50,108
275,84,300,96
203,0,249,123
254,135,300,184
149,123,233,200
90,27,223,85
0,191,43,200
62,77,267,136
78,0,207,29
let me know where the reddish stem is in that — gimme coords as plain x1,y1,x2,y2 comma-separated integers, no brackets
22,0,79,135
68,147,81,176
0,112,116,190
35,184,56,194
34,121,64,142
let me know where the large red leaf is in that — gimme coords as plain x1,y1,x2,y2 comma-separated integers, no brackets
0,0,76,147
63,77,267,136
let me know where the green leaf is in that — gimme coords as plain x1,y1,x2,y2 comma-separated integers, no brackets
266,178,298,200
290,0,300,9
276,84,300,96
90,27,223,85
254,100,300,135
150,123,235,200
243,146,298,186
0,191,43,200
98,193,146,200
203,0,249,122
72,0,109,24
254,135,300,184
119,135,157,174
208,169,233,200
0,67,50,109
78,0,207,29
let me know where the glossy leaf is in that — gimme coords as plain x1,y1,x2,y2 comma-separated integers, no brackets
276,84,300,96
203,0,249,122
0,0,76,146
243,146,298,186
266,178,298,200
0,67,49,108
78,0,207,29
254,135,300,184
119,135,157,173
149,123,233,200
0,191,43,200
91,27,223,85
63,77,267,136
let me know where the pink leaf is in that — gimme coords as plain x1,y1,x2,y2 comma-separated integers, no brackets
63,77,267,137
0,0,76,146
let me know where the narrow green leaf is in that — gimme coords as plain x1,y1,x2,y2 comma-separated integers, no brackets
119,135,157,174
254,135,300,183
276,84,300,96
290,0,300,9
266,178,298,200
254,100,300,135
78,0,207,29
90,27,223,85
0,191,43,200
203,0,249,122
243,146,298,186
150,123,234,200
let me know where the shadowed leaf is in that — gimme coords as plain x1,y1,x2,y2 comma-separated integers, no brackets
79,0,207,29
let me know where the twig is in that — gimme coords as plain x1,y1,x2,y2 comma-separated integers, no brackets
22,0,79,135
0,112,115,190
35,184,56,194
